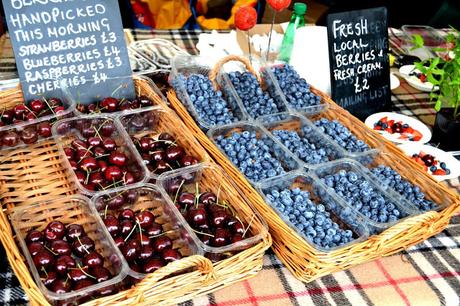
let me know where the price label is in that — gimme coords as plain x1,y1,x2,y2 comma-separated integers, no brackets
4,0,135,103
327,7,390,120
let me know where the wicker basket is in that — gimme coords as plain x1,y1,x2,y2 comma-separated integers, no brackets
0,78,271,305
167,55,460,282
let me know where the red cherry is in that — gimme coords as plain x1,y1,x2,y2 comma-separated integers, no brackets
104,165,122,181
69,160,78,171
100,97,118,112
41,270,58,288
122,239,141,262
235,6,258,31
123,171,136,185
50,239,71,256
136,211,155,229
90,266,111,283
13,104,28,120
29,99,45,113
2,131,19,147
82,251,104,268
44,221,65,242
180,155,199,167
33,250,55,269
109,151,127,166
267,0,291,12
66,224,86,242
162,248,182,262
137,245,154,262
72,236,95,257
37,122,52,137
51,278,71,294
73,279,95,290
119,208,135,221
87,136,102,147
68,266,90,283
79,156,98,172
20,127,38,144
26,230,43,244
153,236,172,252
142,258,165,273
103,215,120,237
28,242,45,257
100,122,115,137
55,255,76,275
102,138,117,151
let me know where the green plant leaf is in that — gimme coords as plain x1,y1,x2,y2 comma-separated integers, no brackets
411,34,424,49
435,99,442,111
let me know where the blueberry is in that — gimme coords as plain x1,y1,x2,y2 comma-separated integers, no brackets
370,165,437,212
268,64,321,110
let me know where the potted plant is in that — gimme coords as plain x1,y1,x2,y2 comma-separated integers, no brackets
413,28,460,151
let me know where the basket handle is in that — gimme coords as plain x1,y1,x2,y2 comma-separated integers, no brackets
128,255,215,301
209,55,262,90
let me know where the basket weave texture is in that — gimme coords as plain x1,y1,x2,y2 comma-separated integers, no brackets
0,78,271,305
167,56,460,282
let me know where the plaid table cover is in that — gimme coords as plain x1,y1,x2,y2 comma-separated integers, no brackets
0,28,459,306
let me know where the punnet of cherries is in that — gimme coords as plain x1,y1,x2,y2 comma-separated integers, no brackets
25,221,116,296
0,98,66,148
131,132,200,176
59,118,144,192
76,96,154,114
166,181,253,256
98,190,182,275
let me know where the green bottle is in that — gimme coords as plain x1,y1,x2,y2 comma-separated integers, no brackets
278,2,307,63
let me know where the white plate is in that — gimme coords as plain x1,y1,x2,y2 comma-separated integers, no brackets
390,73,400,90
399,65,439,92
398,143,460,181
365,112,432,144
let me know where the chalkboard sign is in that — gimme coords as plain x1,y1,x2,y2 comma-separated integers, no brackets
3,0,135,104
327,7,390,120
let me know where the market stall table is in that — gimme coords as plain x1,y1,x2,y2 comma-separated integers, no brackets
0,28,459,306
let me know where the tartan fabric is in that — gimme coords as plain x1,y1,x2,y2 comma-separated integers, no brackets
0,28,459,306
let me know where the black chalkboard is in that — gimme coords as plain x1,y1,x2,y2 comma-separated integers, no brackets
3,0,135,104
327,7,390,120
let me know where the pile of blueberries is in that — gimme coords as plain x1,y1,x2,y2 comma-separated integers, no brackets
272,128,329,164
370,165,437,211
215,131,286,182
227,71,283,119
321,170,406,225
314,119,370,153
264,187,354,249
269,64,321,110
172,74,238,127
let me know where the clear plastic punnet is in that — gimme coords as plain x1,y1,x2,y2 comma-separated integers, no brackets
354,150,449,214
157,163,268,262
216,56,290,121
169,55,247,131
11,195,128,306
260,62,325,113
0,82,75,150
62,75,165,117
117,105,211,181
300,104,384,159
256,112,345,168
51,115,148,196
258,171,369,252
314,159,417,235
207,121,301,186
91,184,200,282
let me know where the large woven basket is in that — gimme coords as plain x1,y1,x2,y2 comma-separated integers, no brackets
0,78,271,305
167,56,460,282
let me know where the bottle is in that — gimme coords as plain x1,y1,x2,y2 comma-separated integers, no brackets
278,2,307,63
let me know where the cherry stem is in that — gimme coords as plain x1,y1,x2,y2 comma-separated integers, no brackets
77,263,96,280
44,245,58,256
93,125,103,141
41,266,48,277
173,179,185,204
124,220,138,242
42,97,56,116
194,182,199,208
192,228,214,237
104,205,108,219
148,230,173,239
247,30,252,61
77,145,94,163
216,184,222,206
76,235,90,255
137,220,143,244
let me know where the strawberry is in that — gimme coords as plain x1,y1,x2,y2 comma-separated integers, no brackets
267,0,291,12
419,74,427,82
235,6,258,31
433,169,446,175
380,116,388,123
411,130,423,141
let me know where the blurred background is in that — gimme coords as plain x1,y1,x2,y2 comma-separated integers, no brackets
1,0,459,33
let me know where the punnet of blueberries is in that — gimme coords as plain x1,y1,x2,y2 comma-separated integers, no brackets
314,118,370,153
370,165,437,212
214,130,293,183
172,74,238,128
264,186,355,249
321,169,406,227
267,64,321,110
271,128,330,165
227,71,286,119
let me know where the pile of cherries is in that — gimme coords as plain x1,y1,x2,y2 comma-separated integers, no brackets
0,98,65,147
100,196,182,274
62,120,143,192
76,96,154,114
168,184,251,249
25,221,115,295
132,132,200,175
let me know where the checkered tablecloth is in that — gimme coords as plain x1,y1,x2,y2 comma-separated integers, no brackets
0,28,459,306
